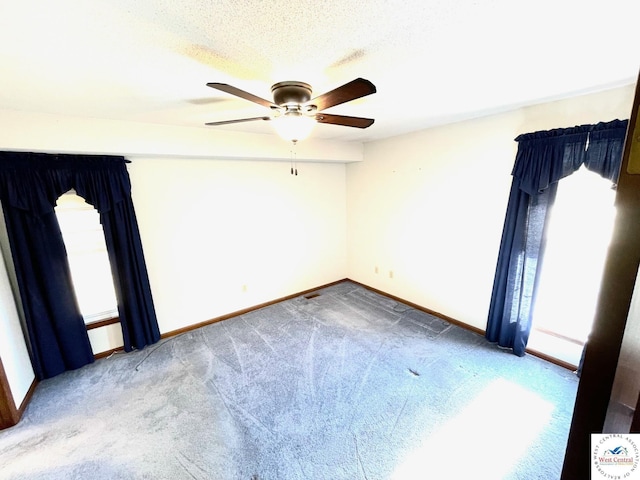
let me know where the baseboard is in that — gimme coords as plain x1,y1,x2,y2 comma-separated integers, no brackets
92,280,349,356
5,277,573,432
348,279,576,372
94,347,125,360
104,277,575,372
348,279,486,336
0,356,19,429
161,279,349,340
17,377,38,418
0,374,37,431
524,347,578,372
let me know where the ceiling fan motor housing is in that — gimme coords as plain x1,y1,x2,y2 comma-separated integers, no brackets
271,81,312,107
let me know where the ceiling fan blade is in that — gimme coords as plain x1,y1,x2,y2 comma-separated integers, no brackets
206,83,276,109
205,116,271,126
306,78,376,111
315,113,374,129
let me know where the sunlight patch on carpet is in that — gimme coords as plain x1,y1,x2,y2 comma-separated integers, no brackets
391,378,555,479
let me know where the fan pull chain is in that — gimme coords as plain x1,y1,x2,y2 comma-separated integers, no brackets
290,140,298,176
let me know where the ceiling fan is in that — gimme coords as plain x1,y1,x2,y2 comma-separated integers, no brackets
204,78,376,141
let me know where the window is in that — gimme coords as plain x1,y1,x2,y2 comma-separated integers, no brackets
528,166,617,366
55,190,118,324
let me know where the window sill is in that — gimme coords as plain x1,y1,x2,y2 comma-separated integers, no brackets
86,317,120,330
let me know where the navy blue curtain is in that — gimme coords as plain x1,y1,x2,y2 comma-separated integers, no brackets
0,152,160,379
486,120,628,356
584,119,629,182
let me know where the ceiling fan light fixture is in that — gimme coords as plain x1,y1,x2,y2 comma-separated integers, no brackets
271,113,316,142
205,78,376,139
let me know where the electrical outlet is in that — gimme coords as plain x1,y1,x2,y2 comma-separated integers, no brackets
242,284,248,292
375,266,379,274
389,270,394,279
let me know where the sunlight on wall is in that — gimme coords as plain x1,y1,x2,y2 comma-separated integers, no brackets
390,378,554,479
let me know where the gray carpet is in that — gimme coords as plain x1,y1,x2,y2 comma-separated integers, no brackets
0,281,578,479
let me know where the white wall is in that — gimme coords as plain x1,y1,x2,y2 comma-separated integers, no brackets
347,84,636,331
0,242,34,409
127,157,347,335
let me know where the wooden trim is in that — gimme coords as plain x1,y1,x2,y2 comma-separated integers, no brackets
631,390,640,433
86,316,120,331
98,278,576,372
0,277,579,431
88,278,578,371
161,279,348,339
524,347,578,371
93,281,347,358
349,279,486,335
17,377,38,417
532,326,585,347
349,279,576,371
0,363,37,431
94,347,124,360
0,356,20,429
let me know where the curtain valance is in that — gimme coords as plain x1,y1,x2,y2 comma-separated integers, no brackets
511,120,628,196
0,152,131,215
584,120,629,183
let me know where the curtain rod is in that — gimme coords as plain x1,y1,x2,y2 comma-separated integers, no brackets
0,149,131,163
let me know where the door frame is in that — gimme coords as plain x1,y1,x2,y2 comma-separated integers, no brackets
561,72,640,478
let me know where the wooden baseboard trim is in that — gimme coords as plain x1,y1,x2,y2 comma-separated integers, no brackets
94,347,125,360
525,347,578,372
347,279,576,372
92,280,349,359
0,356,19,429
0,363,37,430
2,277,575,432
109,277,573,373
533,326,585,347
17,377,38,417
161,279,349,340
348,279,486,336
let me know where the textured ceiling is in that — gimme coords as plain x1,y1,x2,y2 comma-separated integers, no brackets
0,0,638,143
